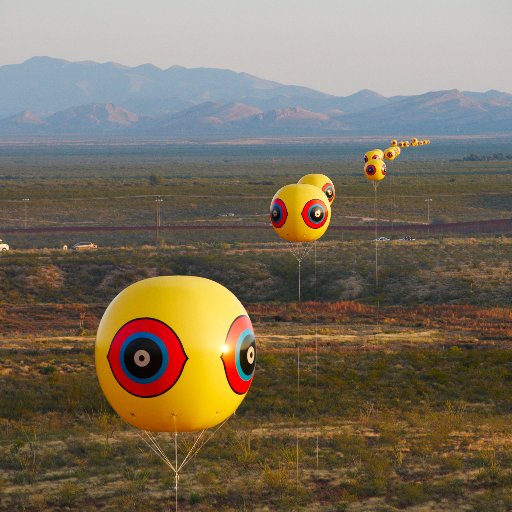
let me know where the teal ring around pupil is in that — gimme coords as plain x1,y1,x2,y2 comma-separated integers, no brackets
235,328,255,381
308,205,324,223
120,332,168,384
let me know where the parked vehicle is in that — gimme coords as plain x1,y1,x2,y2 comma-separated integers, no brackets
0,239,9,251
399,235,416,241
70,241,98,251
373,236,390,242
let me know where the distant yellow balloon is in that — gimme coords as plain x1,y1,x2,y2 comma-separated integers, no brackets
96,276,256,432
297,173,335,204
364,149,384,163
391,139,398,146
384,147,397,161
364,160,387,181
270,183,331,242
394,146,401,156
404,141,410,147
411,137,418,146
398,141,404,147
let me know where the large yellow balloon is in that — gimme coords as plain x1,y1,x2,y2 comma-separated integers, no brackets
270,183,331,242
96,276,256,433
364,149,384,163
297,173,335,204
364,160,387,181
384,147,397,161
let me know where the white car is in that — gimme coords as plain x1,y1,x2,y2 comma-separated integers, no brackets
70,241,98,251
373,237,390,242
0,239,9,251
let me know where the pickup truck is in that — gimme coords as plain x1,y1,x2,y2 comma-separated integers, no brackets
0,239,9,251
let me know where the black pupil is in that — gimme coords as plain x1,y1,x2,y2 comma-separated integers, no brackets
272,206,281,220
309,206,324,223
239,334,256,376
124,337,163,380
326,188,333,197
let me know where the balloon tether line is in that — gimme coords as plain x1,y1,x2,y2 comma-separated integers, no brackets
373,182,381,333
138,417,230,512
174,432,178,512
373,182,379,291
314,240,319,474
288,241,312,491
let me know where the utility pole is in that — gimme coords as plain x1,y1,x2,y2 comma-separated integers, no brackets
155,196,163,243
425,198,432,235
22,198,30,228
425,198,432,224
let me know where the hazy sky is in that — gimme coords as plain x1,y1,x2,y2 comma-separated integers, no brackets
1,0,511,96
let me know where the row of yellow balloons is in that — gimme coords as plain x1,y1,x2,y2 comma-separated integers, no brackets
364,137,432,181
392,138,431,147
270,173,335,242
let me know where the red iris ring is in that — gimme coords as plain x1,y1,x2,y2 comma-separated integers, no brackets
366,165,376,176
322,183,335,203
107,317,188,398
301,199,328,229
270,198,287,228
221,315,256,395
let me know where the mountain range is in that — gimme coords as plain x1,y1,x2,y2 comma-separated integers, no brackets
0,56,511,137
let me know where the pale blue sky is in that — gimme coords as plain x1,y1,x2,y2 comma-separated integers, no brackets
1,0,511,96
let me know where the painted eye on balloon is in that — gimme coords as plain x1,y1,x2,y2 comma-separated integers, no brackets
302,199,328,229
366,165,376,176
364,155,369,163
221,315,256,395
322,183,335,203
372,155,380,160
382,163,387,175
270,198,288,228
107,318,188,398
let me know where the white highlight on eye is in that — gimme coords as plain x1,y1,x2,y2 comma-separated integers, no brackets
247,346,255,364
134,349,150,367
221,344,229,354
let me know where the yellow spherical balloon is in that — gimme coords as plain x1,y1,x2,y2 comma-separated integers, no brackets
364,149,384,163
384,147,397,161
404,141,410,147
364,160,387,181
270,183,331,242
95,276,256,433
297,173,335,204
394,146,401,156
391,139,398,146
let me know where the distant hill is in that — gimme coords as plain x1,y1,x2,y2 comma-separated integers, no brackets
0,57,511,137
0,56,334,119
